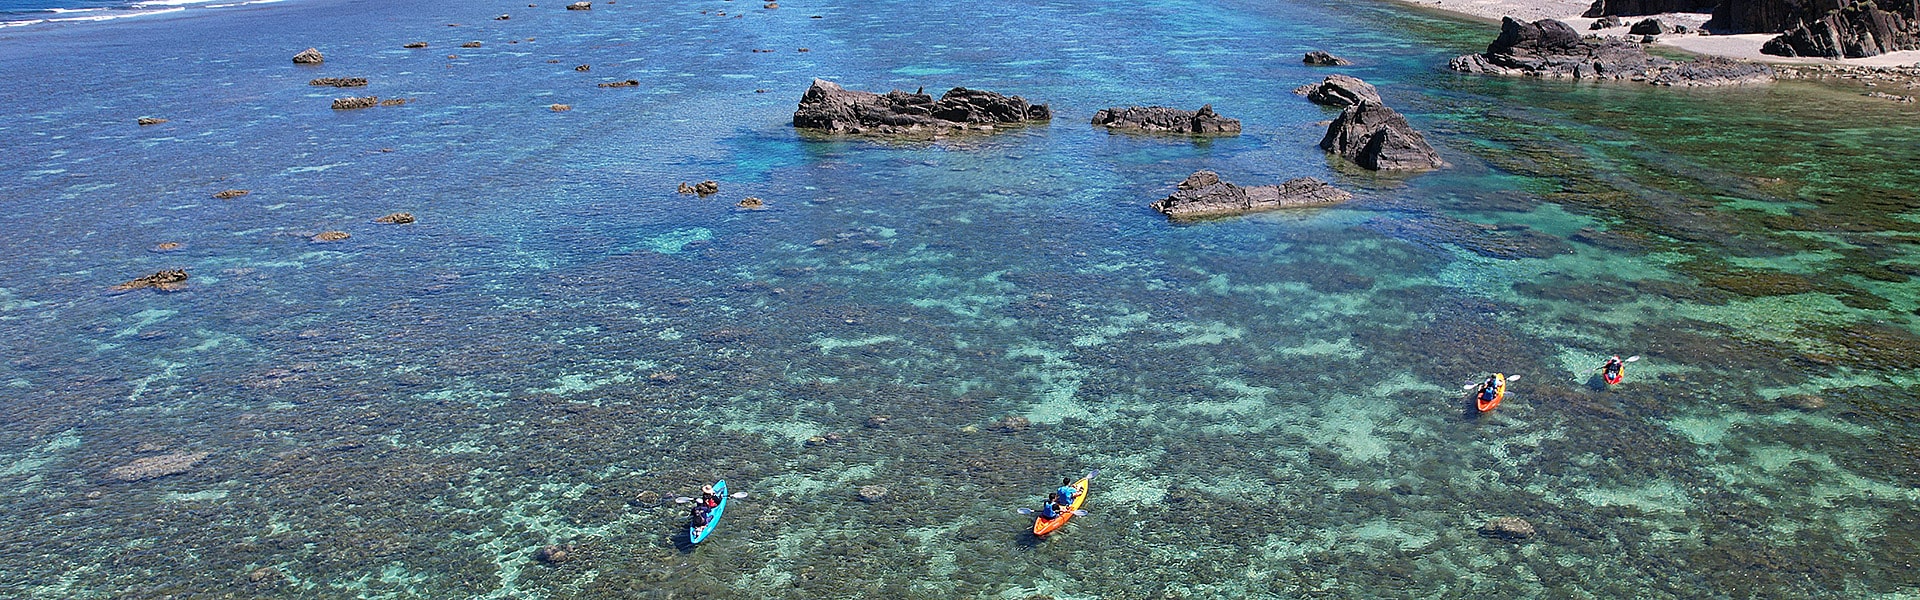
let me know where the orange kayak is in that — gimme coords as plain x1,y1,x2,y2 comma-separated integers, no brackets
1604,365,1623,385
1032,472,1094,537
1475,373,1506,412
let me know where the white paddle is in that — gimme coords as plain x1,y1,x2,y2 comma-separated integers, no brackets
1462,374,1520,390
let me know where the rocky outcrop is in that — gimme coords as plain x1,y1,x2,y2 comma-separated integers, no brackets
1716,0,1920,35
1629,17,1687,35
292,48,323,64
1089,105,1240,135
112,269,188,292
550,103,572,111
1592,16,1624,29
213,189,249,199
374,212,415,224
1151,171,1353,220
1478,516,1536,541
678,180,719,195
1762,3,1920,58
567,1,591,9
403,41,428,49
1583,0,1715,17
1303,50,1351,65
309,77,367,87
1319,101,1446,171
792,79,1050,136
856,485,888,502
311,231,350,242
1450,18,1773,86
1292,74,1383,107
137,117,167,126
737,197,765,209
461,41,483,48
332,96,379,110
109,451,208,481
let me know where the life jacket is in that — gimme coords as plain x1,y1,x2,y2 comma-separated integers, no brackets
1479,385,1498,401
1055,485,1078,505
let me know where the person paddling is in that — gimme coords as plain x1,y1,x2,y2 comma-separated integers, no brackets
1602,356,1624,382
1475,375,1500,405
1053,477,1079,509
1036,492,1063,520
698,484,721,509
689,501,714,534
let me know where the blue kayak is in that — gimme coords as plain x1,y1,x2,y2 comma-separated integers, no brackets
688,480,728,544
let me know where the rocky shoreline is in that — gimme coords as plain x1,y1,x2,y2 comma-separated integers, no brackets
1449,17,1775,86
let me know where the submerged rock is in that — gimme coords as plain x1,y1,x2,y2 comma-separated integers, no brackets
1150,170,1353,220
1779,393,1827,410
308,77,368,87
1089,104,1240,135
1450,18,1772,86
856,485,888,502
1479,516,1536,541
111,269,188,292
1318,101,1446,171
1303,50,1350,65
1292,74,1383,107
987,415,1031,433
536,544,574,564
292,47,324,64
109,451,209,481
792,78,1050,136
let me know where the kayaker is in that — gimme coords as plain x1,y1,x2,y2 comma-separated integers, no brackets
1054,477,1079,507
689,502,713,533
1476,375,1500,404
1037,492,1062,519
698,484,721,509
1602,356,1624,381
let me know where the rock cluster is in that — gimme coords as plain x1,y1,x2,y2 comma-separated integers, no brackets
1478,516,1536,541
374,212,415,224
112,269,189,292
1089,104,1241,135
575,64,591,71
1292,74,1382,107
109,451,209,481
1319,101,1447,171
1591,15,1623,29
678,181,719,196
737,196,764,209
332,96,379,110
792,79,1050,136
1449,18,1773,86
1303,50,1351,65
1150,170,1353,220
1763,3,1920,58
292,48,324,64
309,77,368,87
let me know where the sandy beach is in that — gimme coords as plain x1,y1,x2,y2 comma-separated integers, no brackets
1393,0,1920,67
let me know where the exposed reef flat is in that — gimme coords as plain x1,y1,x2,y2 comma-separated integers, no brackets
792,79,1050,136
1150,170,1352,220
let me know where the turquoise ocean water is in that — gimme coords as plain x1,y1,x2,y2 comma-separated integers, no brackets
0,0,1916,597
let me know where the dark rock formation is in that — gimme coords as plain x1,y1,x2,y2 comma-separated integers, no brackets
1762,2,1920,57
213,189,249,199
792,79,1050,136
495,14,511,20
1584,0,1716,17
1450,18,1773,86
375,212,415,224
567,1,590,9
1630,17,1683,34
109,451,208,481
291,48,323,64
112,269,188,292
332,96,379,110
1717,0,1920,35
1592,15,1624,29
309,77,367,87
598,79,639,88
1292,74,1383,107
1479,516,1536,541
137,117,167,126
312,231,350,242
403,41,428,49
1089,105,1240,135
737,196,765,209
574,64,590,71
461,41,483,48
678,181,719,196
1319,101,1446,171
1303,50,1351,65
1151,171,1353,220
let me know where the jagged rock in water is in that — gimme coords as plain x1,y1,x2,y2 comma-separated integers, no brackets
1150,170,1353,220
109,451,209,481
1583,0,1715,17
574,64,590,71
550,103,572,111
495,13,510,20
311,231,350,242
213,189,249,199
1450,18,1773,86
291,47,323,64
111,269,188,292
332,96,379,110
1303,50,1351,65
567,1,590,9
1591,16,1623,29
677,181,719,196
598,79,639,88
308,77,367,87
1089,104,1240,135
1762,3,1920,58
1479,516,1536,541
1319,101,1446,171
737,196,764,209
1292,74,1383,107
461,41,482,48
137,117,167,126
536,544,573,564
403,41,428,48
792,78,1050,136
374,212,415,224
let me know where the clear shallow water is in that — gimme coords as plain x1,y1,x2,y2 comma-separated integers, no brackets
0,0,1917,597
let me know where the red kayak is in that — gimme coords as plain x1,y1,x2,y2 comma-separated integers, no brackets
1476,374,1506,412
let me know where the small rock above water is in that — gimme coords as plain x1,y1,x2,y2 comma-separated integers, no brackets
1303,50,1351,66
137,117,168,126
403,41,428,49
792,78,1050,136
1292,74,1383,107
1449,18,1773,86
111,269,188,292
1089,104,1240,135
567,1,590,9
678,180,719,196
311,231,350,242
213,189,250,199
598,79,639,88
1318,101,1446,171
1150,170,1353,220
374,212,415,224
309,77,368,87
332,96,379,110
1479,516,1536,541
109,451,209,481
292,48,324,64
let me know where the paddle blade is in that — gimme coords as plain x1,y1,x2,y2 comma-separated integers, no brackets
1085,469,1101,480
1015,508,1035,515
730,491,749,499
1625,356,1641,362
1505,374,1520,382
673,496,693,504
1071,509,1088,516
